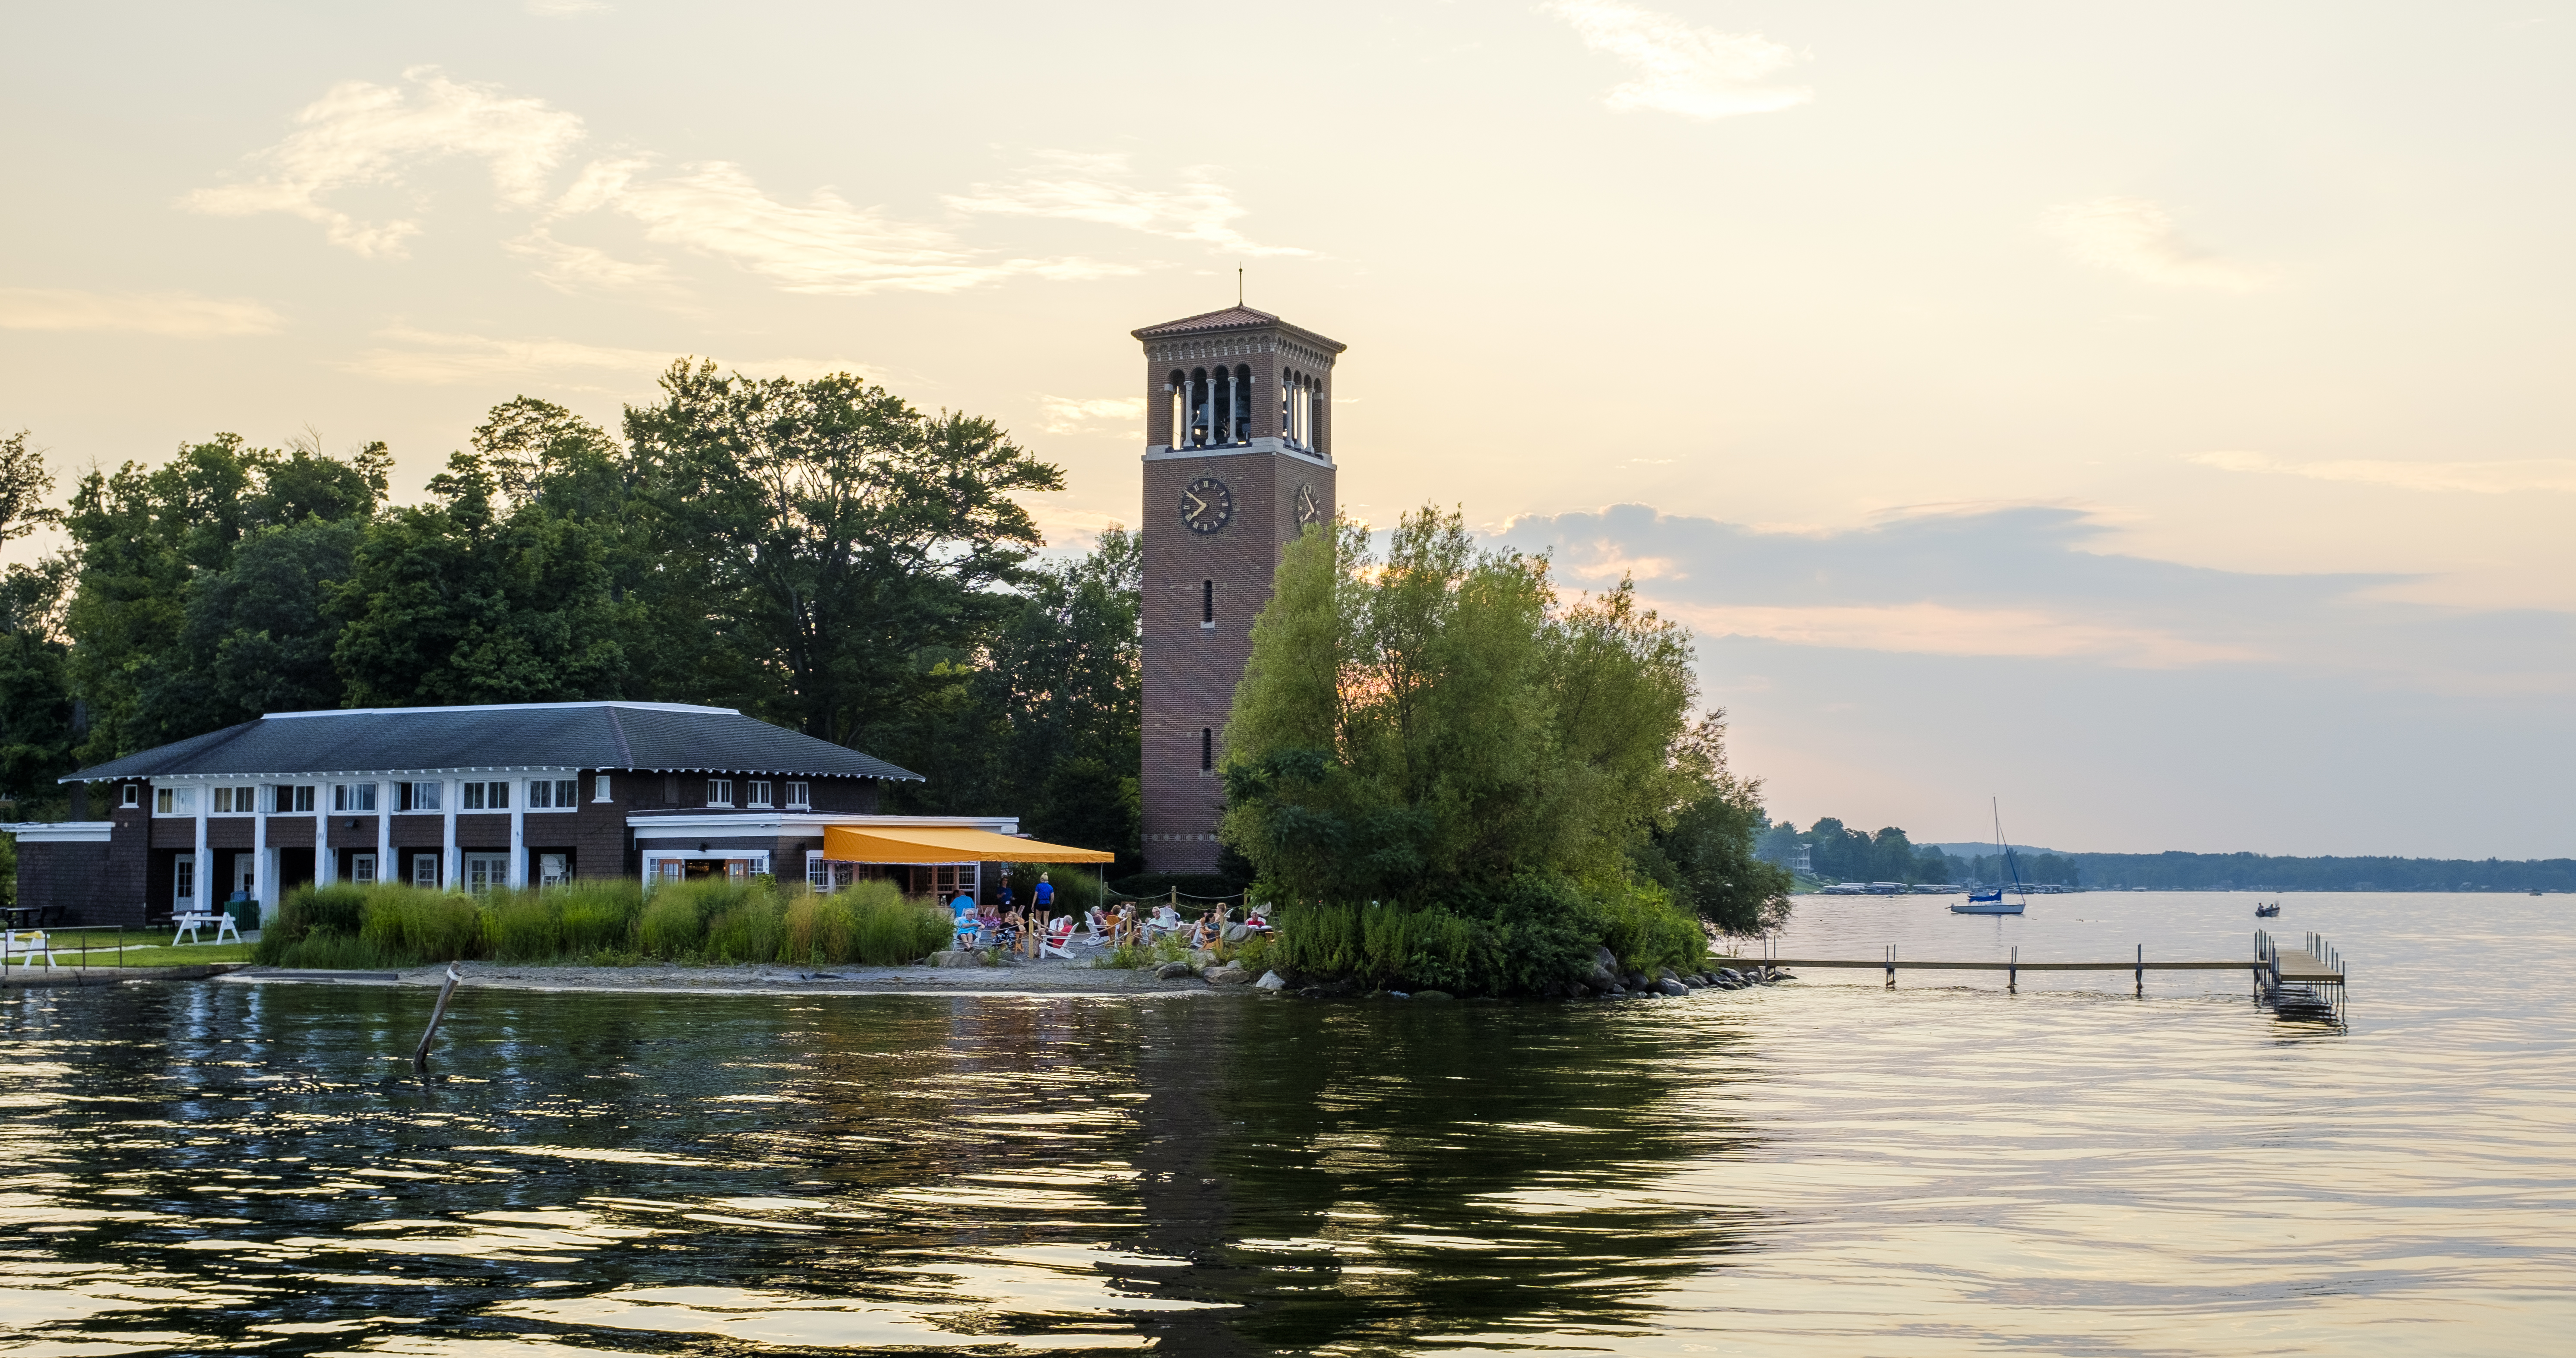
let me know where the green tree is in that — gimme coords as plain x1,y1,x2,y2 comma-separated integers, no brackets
623,360,1063,745
0,431,76,806
332,452,633,705
61,434,386,759
1222,507,1702,903
1635,714,1794,933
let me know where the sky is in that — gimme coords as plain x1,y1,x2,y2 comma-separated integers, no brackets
3,1,2570,858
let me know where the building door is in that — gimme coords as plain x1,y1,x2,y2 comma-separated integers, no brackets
173,853,196,912
465,853,509,893
411,854,438,888
350,852,377,885
232,854,256,901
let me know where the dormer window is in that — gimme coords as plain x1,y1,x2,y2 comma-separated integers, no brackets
747,780,773,808
707,778,733,807
785,781,810,809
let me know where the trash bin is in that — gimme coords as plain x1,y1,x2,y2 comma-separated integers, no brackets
227,893,261,934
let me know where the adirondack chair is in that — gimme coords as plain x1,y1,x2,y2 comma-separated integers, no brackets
1038,916,1082,960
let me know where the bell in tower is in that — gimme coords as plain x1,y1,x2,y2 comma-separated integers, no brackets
1131,306,1347,875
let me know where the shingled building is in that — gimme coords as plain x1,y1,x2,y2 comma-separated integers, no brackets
8,700,1104,927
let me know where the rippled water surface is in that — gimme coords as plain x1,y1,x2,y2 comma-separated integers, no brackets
5,892,2572,1355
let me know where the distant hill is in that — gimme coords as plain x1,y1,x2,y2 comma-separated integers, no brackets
1924,847,2575,892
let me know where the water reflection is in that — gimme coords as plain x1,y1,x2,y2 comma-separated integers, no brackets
1,982,1739,1355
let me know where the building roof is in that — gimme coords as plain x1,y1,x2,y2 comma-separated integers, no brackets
1132,306,1348,353
61,701,924,783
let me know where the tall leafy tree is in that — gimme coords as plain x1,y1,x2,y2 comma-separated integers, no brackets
623,360,1063,745
1635,714,1794,933
0,432,75,805
1221,506,1705,903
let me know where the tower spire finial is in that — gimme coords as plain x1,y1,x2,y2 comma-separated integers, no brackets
1237,264,1244,306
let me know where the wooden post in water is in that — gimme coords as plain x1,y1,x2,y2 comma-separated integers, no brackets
1884,944,1895,990
2135,943,2144,998
2009,945,2017,993
413,963,462,1071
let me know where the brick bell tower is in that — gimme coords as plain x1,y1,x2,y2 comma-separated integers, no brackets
1133,305,1346,875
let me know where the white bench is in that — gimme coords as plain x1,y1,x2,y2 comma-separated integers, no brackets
171,911,241,946
2,930,58,970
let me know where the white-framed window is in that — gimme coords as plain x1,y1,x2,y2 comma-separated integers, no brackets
333,783,378,812
155,786,196,815
488,780,509,810
465,853,509,894
706,778,733,807
528,779,577,810
807,853,831,890
462,782,484,810
350,853,377,884
400,781,443,812
214,787,237,814
594,774,612,802
460,780,510,810
554,779,577,807
785,781,810,809
411,855,438,887
528,780,550,809
274,785,314,813
121,783,141,808
747,780,773,808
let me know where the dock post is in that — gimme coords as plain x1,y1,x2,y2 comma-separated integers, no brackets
2009,945,2017,993
1885,944,1895,990
2135,943,2144,998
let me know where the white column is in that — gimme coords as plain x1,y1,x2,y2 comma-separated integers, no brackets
254,787,272,912
508,778,528,887
316,790,333,885
1226,372,1240,443
375,781,392,885
442,778,459,891
191,784,211,916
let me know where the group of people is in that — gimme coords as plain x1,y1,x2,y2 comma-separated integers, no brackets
939,878,1272,959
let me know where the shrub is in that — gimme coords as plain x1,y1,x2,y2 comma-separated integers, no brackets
705,893,787,963
481,889,562,962
256,883,370,962
358,886,484,963
782,891,851,964
1592,876,1709,976
637,888,703,957
848,880,950,964
556,882,641,955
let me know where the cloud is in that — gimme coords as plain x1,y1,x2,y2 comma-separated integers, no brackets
0,287,284,336
596,161,1129,294
332,326,871,388
946,153,1313,256
2040,196,2272,291
1664,600,2259,667
185,67,586,258
1543,1,1810,119
1038,395,1145,435
2191,451,2576,495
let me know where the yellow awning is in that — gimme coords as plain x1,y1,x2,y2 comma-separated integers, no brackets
821,824,1114,865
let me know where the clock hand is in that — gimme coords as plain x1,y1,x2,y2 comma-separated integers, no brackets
1185,491,1206,515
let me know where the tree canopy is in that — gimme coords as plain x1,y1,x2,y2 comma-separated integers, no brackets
1220,506,1788,933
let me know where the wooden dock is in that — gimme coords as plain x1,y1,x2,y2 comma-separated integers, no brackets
1721,930,2348,1019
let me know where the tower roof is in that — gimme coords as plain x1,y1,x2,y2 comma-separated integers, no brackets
1133,306,1346,353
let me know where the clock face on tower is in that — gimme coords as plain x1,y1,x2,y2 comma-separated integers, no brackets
1180,476,1235,534
1294,482,1323,526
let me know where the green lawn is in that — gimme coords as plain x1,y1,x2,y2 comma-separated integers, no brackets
4,931,257,968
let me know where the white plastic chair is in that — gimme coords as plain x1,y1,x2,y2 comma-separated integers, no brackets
1037,917,1081,959
2,930,58,970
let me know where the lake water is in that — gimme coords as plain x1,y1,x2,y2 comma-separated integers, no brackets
4,891,2570,1355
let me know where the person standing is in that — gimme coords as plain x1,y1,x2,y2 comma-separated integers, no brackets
1034,873,1054,921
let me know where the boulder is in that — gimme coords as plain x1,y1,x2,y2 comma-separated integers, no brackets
1154,961,1196,980
1411,990,1454,1001
1715,968,1745,984
1205,964,1252,985
1254,970,1289,991
1585,946,1621,991
1623,972,1650,992
1189,948,1219,968
1656,978,1691,998
929,950,985,969
1222,923,1255,942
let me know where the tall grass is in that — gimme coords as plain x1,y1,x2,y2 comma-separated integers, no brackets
256,875,964,969
1269,901,1495,992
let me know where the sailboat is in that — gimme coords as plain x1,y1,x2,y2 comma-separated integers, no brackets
1952,798,2029,915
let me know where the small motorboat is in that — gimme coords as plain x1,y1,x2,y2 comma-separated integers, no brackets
2254,901,2281,918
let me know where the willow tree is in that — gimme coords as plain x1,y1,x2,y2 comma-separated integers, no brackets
1221,505,1708,906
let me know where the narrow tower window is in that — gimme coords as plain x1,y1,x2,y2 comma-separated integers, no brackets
1201,728,1214,772
1202,579,1215,625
